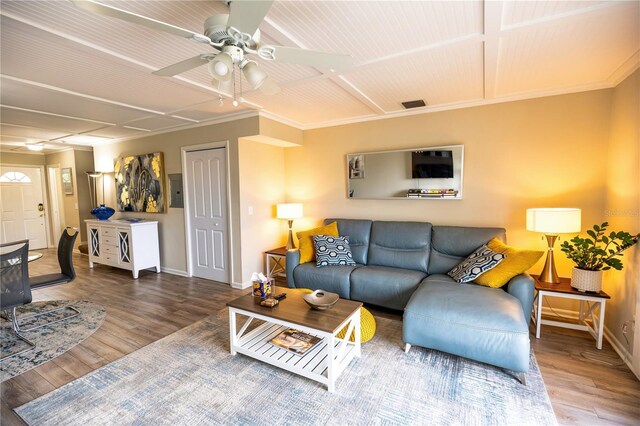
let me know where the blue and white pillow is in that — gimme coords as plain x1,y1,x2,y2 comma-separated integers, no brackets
447,244,506,283
312,235,356,267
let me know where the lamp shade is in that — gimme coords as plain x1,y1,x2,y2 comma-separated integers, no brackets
277,203,303,220
242,61,268,89
526,208,581,234
208,53,233,81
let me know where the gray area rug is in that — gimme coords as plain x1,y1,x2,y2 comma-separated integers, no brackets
15,310,556,425
1,300,106,381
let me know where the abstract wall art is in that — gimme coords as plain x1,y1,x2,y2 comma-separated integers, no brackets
114,152,165,213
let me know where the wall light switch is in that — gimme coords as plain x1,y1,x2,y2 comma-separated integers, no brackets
248,206,254,215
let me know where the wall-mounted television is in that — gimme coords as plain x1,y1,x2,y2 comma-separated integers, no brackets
411,150,454,178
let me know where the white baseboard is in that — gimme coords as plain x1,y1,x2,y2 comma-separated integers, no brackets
231,280,252,290
160,267,189,277
540,306,639,380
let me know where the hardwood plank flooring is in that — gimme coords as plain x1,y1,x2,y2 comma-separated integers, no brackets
2,250,639,425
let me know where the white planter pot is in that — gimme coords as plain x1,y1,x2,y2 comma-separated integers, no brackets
571,268,603,293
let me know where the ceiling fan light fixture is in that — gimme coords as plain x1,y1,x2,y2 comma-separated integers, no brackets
208,52,233,81
241,60,268,89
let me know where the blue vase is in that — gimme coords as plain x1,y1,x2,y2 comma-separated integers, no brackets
91,204,115,221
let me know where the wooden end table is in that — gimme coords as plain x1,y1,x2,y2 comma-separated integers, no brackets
532,275,610,349
226,287,362,392
264,246,287,279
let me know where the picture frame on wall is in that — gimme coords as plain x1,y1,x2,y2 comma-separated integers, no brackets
61,167,73,195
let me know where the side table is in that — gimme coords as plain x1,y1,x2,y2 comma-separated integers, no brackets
265,246,287,279
532,275,610,349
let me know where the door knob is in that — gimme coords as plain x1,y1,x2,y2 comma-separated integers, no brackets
214,223,220,226
37,203,44,212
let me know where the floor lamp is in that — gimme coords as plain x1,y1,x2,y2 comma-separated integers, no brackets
277,203,303,250
526,208,581,283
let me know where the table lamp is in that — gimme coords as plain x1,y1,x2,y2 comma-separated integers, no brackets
526,208,581,283
277,203,303,250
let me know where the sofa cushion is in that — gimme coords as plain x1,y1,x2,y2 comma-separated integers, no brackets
367,221,432,273
292,262,359,299
351,265,427,310
428,226,506,275
447,245,506,283
403,275,530,373
325,218,372,265
297,221,338,264
313,235,356,267
474,238,543,288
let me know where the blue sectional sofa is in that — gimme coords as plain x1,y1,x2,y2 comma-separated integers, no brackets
286,218,534,382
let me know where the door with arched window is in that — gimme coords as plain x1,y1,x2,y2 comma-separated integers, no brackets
0,165,48,248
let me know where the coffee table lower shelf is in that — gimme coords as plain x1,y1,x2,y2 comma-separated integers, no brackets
228,307,361,392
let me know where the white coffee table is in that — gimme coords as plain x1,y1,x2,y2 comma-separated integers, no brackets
226,288,362,392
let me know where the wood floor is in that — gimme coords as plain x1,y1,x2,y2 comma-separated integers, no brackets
2,250,639,425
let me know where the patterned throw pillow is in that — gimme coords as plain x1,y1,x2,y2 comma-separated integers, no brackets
447,244,506,283
312,235,356,267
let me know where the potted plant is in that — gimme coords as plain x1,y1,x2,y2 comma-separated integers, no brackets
560,222,639,292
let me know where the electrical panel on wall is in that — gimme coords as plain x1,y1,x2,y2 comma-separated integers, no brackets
169,174,184,208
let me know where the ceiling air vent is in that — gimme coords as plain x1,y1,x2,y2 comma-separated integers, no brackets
401,99,426,109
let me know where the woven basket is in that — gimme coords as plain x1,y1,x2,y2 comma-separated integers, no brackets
571,268,603,293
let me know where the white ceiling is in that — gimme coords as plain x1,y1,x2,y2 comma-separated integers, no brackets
1,1,638,154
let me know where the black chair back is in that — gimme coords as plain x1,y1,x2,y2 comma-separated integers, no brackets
0,240,32,310
58,227,78,281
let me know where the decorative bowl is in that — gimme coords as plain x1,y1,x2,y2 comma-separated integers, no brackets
91,204,115,221
303,290,339,310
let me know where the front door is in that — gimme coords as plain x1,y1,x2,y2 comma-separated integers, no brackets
185,148,229,283
0,165,48,248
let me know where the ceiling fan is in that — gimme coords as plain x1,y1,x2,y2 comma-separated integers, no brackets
71,0,353,96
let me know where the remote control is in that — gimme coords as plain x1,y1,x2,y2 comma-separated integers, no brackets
273,293,287,301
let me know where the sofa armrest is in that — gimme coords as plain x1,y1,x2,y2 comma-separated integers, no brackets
285,249,300,288
507,273,535,325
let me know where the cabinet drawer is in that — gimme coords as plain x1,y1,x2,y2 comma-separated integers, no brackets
103,245,118,254
101,227,117,237
102,236,117,246
101,254,117,264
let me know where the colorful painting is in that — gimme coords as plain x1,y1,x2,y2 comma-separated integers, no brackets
114,152,165,213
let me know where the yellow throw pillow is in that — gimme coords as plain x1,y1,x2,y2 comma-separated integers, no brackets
296,222,339,264
473,238,543,288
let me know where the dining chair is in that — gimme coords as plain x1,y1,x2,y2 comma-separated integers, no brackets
19,227,81,332
0,240,35,359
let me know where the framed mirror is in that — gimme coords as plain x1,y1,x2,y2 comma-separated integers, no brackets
347,144,464,200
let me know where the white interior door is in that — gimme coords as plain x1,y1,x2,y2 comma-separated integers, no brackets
185,148,229,283
0,165,48,248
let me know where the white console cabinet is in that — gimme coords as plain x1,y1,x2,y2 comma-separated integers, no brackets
86,219,160,279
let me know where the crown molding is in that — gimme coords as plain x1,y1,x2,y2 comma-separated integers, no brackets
300,81,615,130
95,110,260,147
608,51,640,86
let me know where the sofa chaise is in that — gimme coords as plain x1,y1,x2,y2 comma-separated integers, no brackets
286,218,534,383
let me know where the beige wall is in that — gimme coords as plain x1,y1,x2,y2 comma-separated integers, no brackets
92,117,261,284
72,150,96,242
604,69,640,367
44,150,81,247
285,89,614,279
238,138,286,281
0,152,46,166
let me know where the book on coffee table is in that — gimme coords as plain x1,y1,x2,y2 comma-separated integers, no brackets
270,329,322,356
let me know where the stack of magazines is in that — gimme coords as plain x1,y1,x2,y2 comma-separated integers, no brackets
270,329,321,356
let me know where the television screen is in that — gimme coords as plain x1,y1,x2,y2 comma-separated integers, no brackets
411,150,454,178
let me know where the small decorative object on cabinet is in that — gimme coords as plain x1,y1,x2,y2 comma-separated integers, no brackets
86,219,160,279
560,222,639,292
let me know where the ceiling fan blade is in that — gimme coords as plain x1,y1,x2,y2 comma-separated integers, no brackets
227,0,274,36
152,55,210,77
71,0,211,44
259,77,281,95
259,45,353,70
